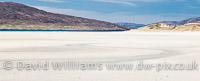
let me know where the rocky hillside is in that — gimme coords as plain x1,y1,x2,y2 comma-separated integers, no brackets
0,2,132,30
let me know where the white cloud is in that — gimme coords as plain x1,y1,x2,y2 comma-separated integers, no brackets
197,0,200,2
127,0,164,2
91,0,186,6
92,0,135,6
186,5,200,8
33,6,198,24
38,0,64,3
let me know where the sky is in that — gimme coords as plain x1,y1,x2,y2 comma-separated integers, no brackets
1,0,200,24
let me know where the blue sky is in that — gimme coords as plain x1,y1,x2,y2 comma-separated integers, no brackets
1,0,200,24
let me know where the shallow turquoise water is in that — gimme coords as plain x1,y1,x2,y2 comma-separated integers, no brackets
0,29,124,32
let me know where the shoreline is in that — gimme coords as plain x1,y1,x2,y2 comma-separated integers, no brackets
0,29,125,32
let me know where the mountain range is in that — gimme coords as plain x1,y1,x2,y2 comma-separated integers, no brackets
0,2,132,30
116,17,200,28
115,22,146,28
154,17,200,25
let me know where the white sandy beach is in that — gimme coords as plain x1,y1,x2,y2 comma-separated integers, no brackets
0,31,200,81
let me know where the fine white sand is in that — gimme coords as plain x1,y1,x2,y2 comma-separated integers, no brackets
0,31,200,81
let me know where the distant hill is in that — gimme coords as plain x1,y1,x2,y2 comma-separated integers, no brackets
0,2,132,30
154,17,200,25
115,22,146,28
178,17,200,25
